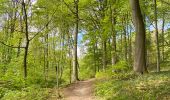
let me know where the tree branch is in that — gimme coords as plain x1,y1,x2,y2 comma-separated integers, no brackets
160,0,170,5
62,0,76,14
29,9,58,41
0,41,25,48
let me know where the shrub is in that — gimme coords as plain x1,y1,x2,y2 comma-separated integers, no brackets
111,61,130,73
95,61,131,79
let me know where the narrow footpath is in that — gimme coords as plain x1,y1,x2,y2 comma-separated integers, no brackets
49,78,96,100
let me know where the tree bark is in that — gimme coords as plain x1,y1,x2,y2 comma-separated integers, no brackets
161,12,165,62
102,40,107,71
72,0,79,82
22,0,30,79
154,0,160,72
130,0,147,73
110,4,117,65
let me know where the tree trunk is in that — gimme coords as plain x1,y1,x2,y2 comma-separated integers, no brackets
72,0,79,82
67,31,72,84
161,12,165,62
22,0,29,79
96,42,100,72
44,24,49,83
110,4,117,65
154,0,160,72
24,41,29,79
120,30,123,59
17,9,24,58
102,40,107,71
130,0,147,74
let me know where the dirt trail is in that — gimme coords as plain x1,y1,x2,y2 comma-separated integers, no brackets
49,78,96,100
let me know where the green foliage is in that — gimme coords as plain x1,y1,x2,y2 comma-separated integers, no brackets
95,71,111,79
0,53,68,99
0,85,49,100
112,61,130,73
79,67,95,80
95,61,130,79
79,54,96,80
0,87,7,98
1,58,25,89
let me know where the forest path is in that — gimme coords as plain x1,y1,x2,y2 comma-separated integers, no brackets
49,78,96,100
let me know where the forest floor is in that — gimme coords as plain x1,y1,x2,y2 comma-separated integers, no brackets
49,78,97,100
95,66,170,100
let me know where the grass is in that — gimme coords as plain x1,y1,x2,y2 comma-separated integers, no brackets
95,67,170,100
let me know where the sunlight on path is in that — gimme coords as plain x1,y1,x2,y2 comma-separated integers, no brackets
49,78,97,100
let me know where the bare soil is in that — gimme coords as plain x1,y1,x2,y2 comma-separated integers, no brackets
49,78,96,100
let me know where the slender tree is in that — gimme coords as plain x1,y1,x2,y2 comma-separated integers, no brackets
110,1,117,65
154,0,161,72
72,0,79,82
22,0,30,78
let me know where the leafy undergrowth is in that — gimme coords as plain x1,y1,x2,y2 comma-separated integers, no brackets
0,77,69,100
0,85,50,100
0,60,72,100
95,63,170,100
0,74,68,100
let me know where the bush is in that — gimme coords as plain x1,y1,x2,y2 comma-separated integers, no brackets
111,61,130,73
95,61,131,79
79,55,96,80
95,71,111,79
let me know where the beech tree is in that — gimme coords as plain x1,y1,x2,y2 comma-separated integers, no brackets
154,0,161,72
129,0,147,73
72,0,79,82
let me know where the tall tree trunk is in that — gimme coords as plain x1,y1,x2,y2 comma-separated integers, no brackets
110,4,117,65
22,0,29,79
120,30,123,59
154,0,160,72
100,0,108,71
59,32,64,80
24,41,29,79
143,12,148,72
130,0,147,74
56,62,61,97
96,42,100,72
147,28,152,67
17,8,24,57
72,0,79,82
161,12,165,62
44,23,49,83
67,31,72,84
102,40,107,71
